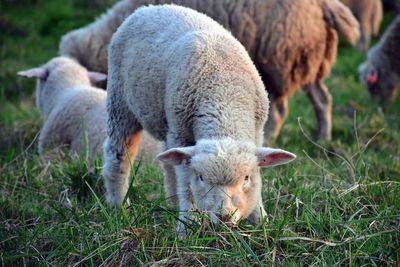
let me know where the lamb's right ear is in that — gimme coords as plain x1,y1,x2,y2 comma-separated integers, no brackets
87,71,107,83
256,147,296,167
156,146,196,165
17,68,48,79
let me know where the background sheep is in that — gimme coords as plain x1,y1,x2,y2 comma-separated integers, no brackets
359,16,400,105
341,0,383,52
17,56,160,163
382,0,400,13
103,5,296,235
60,0,360,142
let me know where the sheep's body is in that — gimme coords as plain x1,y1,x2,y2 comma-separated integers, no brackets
341,0,383,51
18,57,160,162
60,0,360,141
359,16,400,104
39,85,107,159
103,5,296,235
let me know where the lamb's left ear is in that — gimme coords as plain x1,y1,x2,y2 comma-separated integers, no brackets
156,146,196,166
256,147,296,167
87,71,107,83
17,68,48,79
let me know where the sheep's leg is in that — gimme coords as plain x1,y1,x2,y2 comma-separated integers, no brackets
357,17,371,52
174,164,196,238
304,80,332,140
263,95,288,144
162,161,178,206
102,109,143,207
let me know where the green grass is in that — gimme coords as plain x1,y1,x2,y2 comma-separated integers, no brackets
1,1,399,266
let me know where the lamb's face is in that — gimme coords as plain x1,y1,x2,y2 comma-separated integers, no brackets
158,138,296,225
189,147,261,223
359,62,398,105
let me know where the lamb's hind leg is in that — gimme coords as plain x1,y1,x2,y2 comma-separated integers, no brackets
102,105,143,207
304,80,332,141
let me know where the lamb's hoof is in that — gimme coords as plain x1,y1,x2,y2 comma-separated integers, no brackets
176,220,188,239
106,193,124,208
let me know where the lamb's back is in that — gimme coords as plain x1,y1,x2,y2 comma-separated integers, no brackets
109,5,240,135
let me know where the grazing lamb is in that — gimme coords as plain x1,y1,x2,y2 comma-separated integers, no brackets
359,16,400,105
341,0,383,51
60,0,360,142
17,57,160,162
103,5,296,235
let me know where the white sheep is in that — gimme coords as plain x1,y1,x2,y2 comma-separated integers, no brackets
17,56,160,163
60,0,360,142
359,16,400,105
103,5,296,236
341,0,383,51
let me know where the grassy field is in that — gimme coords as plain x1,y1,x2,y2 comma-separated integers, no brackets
1,1,399,266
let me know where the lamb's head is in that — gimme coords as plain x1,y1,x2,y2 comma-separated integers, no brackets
17,56,106,115
359,60,398,105
17,56,107,89
158,139,296,224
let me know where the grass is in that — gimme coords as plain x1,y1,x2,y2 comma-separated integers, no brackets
1,1,399,266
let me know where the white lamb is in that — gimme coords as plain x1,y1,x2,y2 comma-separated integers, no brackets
103,5,296,236
18,57,160,163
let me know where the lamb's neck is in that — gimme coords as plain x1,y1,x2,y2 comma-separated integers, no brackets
193,102,256,142
39,78,86,118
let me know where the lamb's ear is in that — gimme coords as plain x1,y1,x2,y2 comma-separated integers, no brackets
256,147,296,167
17,68,48,79
358,62,367,74
87,71,107,83
156,146,196,165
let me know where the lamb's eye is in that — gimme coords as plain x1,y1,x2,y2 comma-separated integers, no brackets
198,175,204,181
244,175,250,182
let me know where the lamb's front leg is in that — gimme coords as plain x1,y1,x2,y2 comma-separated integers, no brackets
162,162,178,206
102,111,143,207
174,165,196,238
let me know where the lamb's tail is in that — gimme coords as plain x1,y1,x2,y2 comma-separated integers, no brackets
321,0,360,46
